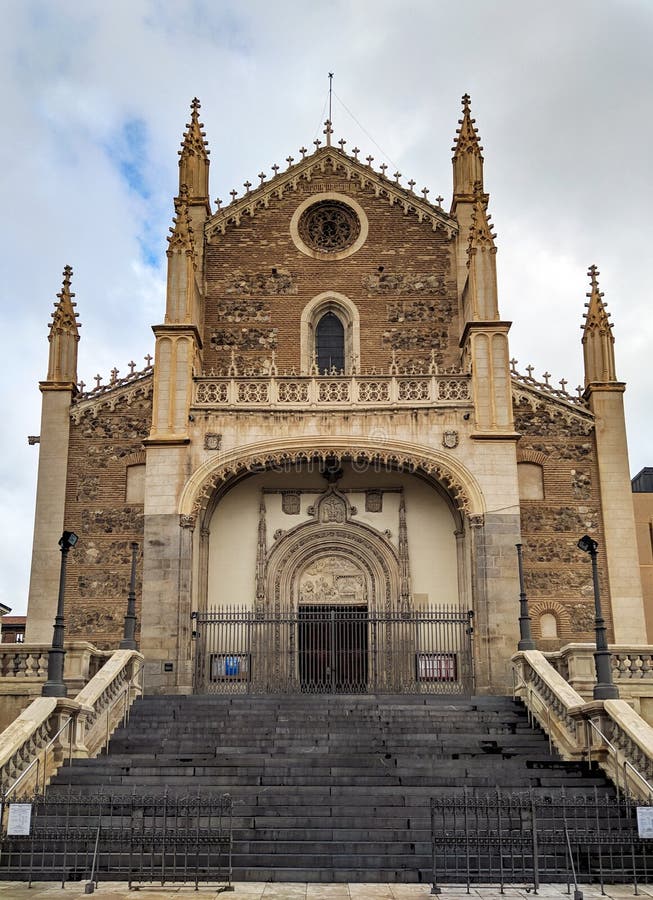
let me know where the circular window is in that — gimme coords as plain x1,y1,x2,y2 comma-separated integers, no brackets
290,193,368,261
298,201,361,253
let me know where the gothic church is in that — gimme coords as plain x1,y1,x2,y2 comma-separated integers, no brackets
25,96,645,696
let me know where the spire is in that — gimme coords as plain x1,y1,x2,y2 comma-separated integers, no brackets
46,265,80,384
465,183,498,320
167,185,196,260
452,93,485,200
178,97,210,208
582,265,617,385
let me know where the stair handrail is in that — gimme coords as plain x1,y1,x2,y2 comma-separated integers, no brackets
0,649,143,802
584,716,653,802
514,649,653,801
512,667,553,754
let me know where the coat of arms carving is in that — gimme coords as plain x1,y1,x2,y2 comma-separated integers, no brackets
442,430,459,449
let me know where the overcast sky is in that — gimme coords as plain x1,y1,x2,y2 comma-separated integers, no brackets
1,0,651,615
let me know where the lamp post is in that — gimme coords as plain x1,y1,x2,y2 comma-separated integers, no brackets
515,543,536,651
577,534,619,700
42,530,78,698
120,542,139,650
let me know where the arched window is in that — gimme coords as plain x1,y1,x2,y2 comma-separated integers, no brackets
315,312,345,373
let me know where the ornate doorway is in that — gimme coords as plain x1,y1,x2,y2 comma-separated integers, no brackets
298,604,368,693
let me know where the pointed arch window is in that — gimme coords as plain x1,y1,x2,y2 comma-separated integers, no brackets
316,312,345,374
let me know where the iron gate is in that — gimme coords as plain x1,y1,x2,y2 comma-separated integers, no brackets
193,603,474,695
0,791,233,888
430,789,653,889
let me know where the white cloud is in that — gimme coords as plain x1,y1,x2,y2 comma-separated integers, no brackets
1,0,651,612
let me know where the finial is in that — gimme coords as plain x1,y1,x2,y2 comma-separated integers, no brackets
559,378,568,394
258,172,266,184
452,91,484,161
243,181,252,194
408,180,416,192
229,189,238,202
144,353,153,367
542,371,551,386
379,163,388,176
366,155,374,166
525,365,534,378
421,187,429,200
323,119,333,147
352,147,360,160
94,374,102,388
509,358,518,373
313,139,322,149
338,138,346,151
393,171,401,184
128,360,136,374
435,195,444,206
286,156,294,168
271,164,280,176
461,93,471,112
299,146,307,159
110,367,119,383
588,264,601,293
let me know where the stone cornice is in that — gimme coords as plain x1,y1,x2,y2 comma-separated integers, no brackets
205,147,457,242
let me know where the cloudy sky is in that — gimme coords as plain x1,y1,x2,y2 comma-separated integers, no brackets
1,0,651,615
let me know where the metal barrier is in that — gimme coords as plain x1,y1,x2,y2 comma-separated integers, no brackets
0,791,233,890
193,603,474,695
430,788,653,892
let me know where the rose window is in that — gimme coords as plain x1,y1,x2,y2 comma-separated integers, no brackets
298,201,361,252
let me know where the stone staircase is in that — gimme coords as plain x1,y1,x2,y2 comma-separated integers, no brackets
35,693,618,883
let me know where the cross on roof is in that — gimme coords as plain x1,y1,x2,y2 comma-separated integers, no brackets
110,368,119,382
286,156,294,167
525,365,534,378
215,198,222,209
559,378,568,393
338,138,346,151
258,172,266,184
299,146,307,159
229,189,238,201
421,187,429,200
144,354,153,366
366,155,374,166
436,195,444,206
271,164,279,175
128,360,136,374
94,374,102,388
379,163,388,175
78,380,85,393
509,358,518,372
314,139,322,149
393,171,401,183
243,181,252,193
542,372,551,385
352,147,360,160
323,119,333,146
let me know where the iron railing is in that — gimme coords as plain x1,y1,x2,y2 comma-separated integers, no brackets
193,603,474,695
430,788,653,891
0,791,233,890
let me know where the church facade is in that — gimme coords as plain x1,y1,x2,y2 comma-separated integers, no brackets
25,97,645,695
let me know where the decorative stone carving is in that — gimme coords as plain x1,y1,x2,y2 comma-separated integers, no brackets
364,273,447,296
299,556,366,605
179,514,196,530
442,430,459,449
365,490,383,513
224,270,295,296
204,433,222,451
281,492,301,515
210,328,278,351
386,298,452,322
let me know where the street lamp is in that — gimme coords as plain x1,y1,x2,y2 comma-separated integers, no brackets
120,542,139,650
577,534,619,700
515,544,536,651
42,530,78,698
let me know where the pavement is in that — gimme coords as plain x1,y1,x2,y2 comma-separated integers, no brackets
0,884,650,900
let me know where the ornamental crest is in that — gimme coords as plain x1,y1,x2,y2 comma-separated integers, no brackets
442,430,459,449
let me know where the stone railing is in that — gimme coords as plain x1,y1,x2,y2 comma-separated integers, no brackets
513,649,653,801
0,649,143,800
0,642,111,689
544,644,653,722
193,372,472,410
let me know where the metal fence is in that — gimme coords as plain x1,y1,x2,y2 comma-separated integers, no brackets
0,791,233,890
193,603,474,695
431,789,653,890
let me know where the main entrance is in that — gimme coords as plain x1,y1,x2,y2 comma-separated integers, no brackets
298,604,368,693
193,604,474,695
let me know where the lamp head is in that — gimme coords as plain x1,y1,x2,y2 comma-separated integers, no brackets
59,531,79,551
577,534,598,555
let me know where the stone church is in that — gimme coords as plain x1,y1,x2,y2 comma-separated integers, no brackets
25,96,645,697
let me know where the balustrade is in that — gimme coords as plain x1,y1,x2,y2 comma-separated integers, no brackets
194,372,472,409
